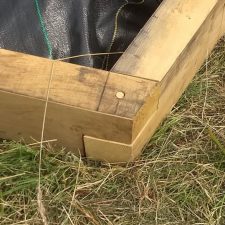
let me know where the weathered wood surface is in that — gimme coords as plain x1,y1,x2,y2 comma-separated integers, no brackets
1,0,225,162
84,0,225,162
112,0,225,81
0,49,156,156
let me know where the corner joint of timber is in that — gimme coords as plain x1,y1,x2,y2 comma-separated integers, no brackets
1,0,225,163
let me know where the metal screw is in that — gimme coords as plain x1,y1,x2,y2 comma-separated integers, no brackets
116,91,125,99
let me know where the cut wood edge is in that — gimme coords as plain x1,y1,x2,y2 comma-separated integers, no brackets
84,136,133,163
1,0,225,162
0,89,135,157
84,101,170,163
0,49,160,148
84,0,225,162
112,0,225,81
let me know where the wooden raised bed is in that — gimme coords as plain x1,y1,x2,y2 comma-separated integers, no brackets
0,0,225,162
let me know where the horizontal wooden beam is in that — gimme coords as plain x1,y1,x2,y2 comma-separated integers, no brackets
112,0,225,81
0,49,158,156
84,0,225,162
0,0,224,162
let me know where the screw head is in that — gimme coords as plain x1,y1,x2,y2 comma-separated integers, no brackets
116,91,125,99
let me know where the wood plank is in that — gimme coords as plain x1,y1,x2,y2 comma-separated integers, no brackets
133,0,225,158
97,0,225,142
0,49,51,98
0,49,158,155
0,91,45,145
97,73,160,140
85,0,225,162
0,48,158,118
112,0,224,81
0,49,158,120
220,2,225,37
50,61,108,110
0,49,160,150
97,74,158,118
1,0,225,162
0,90,133,156
0,49,108,110
0,50,137,156
84,135,132,163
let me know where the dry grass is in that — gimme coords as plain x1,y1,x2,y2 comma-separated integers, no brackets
0,38,225,225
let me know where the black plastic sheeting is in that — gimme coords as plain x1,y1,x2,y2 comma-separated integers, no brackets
0,0,162,70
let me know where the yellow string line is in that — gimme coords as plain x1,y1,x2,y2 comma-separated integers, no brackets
58,51,123,61
102,1,129,70
36,50,124,223
36,2,147,222
103,0,145,70
37,60,55,225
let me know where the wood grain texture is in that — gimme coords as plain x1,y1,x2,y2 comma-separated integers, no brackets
133,0,225,158
0,49,159,151
0,49,157,119
220,1,225,37
0,49,108,110
84,136,132,163
0,90,133,156
1,0,225,162
112,0,225,81
97,73,159,140
97,73,158,118
0,49,51,98
0,50,136,156
85,0,225,162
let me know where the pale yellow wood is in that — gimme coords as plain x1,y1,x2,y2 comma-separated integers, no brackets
51,62,108,109
0,49,108,110
0,49,158,119
130,1,225,159
0,49,158,156
1,0,225,162
84,136,132,163
132,84,160,140
220,2,225,37
85,0,225,162
97,73,159,140
112,0,225,81
0,49,51,98
97,73,158,118
0,90,133,156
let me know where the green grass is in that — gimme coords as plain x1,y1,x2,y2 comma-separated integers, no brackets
0,38,225,225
